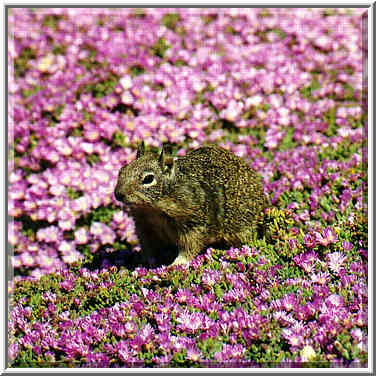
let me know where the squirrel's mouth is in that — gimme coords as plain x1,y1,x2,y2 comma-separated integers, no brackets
120,197,147,209
115,189,148,208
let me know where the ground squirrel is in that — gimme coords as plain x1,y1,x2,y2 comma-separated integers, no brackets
115,142,267,266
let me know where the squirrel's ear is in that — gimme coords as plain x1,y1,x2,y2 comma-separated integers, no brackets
161,142,173,156
159,143,172,167
159,146,175,178
136,141,145,159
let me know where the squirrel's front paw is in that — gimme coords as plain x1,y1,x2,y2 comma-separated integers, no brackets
171,254,190,266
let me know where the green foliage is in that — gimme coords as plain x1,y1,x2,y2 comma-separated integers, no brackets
112,131,129,148
151,38,170,58
75,204,118,229
82,73,119,98
14,47,37,77
22,85,43,99
85,153,101,165
161,13,180,31
343,83,356,101
52,44,67,55
263,207,295,240
77,46,103,71
11,268,141,321
17,215,49,240
279,127,297,151
271,28,286,39
129,65,145,77
197,338,222,359
225,25,239,35
323,107,337,136
42,14,63,29
346,211,368,250
300,78,321,100
66,187,83,200
91,205,117,224
173,59,188,67
318,139,361,162
201,14,217,25
70,127,84,137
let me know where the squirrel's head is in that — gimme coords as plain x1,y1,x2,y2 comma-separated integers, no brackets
114,142,176,208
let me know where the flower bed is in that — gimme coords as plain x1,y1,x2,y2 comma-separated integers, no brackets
8,8,367,367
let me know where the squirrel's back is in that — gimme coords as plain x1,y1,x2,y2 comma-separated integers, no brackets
174,145,266,228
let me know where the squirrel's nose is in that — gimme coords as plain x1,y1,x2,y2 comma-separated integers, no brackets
114,189,125,202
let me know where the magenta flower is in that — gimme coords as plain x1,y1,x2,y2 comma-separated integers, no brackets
288,238,298,249
281,293,299,312
176,310,202,333
59,279,75,292
36,226,60,243
315,227,338,246
273,310,296,326
58,240,74,254
303,234,316,248
42,292,57,302
85,352,110,367
341,241,353,251
74,227,90,245
8,342,20,361
282,327,304,348
186,345,202,362
214,343,246,362
327,251,347,274
201,269,222,287
71,196,90,212
311,271,330,285
222,287,247,303
175,288,195,304
325,294,345,309
293,251,318,273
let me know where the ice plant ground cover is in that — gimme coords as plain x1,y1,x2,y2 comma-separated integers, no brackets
8,8,368,368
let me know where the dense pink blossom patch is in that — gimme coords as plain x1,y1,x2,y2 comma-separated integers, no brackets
8,7,367,368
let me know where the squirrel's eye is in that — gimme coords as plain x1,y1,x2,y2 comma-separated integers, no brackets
142,174,155,185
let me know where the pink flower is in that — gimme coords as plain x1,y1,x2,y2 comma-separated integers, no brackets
327,251,347,274
315,227,338,246
8,342,20,361
341,241,353,251
71,196,90,212
62,250,83,264
214,343,245,362
74,227,89,244
20,252,34,267
116,341,138,363
351,328,364,343
325,294,345,308
220,99,244,122
293,251,318,273
201,269,222,287
90,222,106,237
176,310,206,333
59,279,75,292
282,328,304,348
36,226,60,243
186,346,201,362
281,293,299,312
58,240,75,254
311,272,330,285
303,234,316,249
